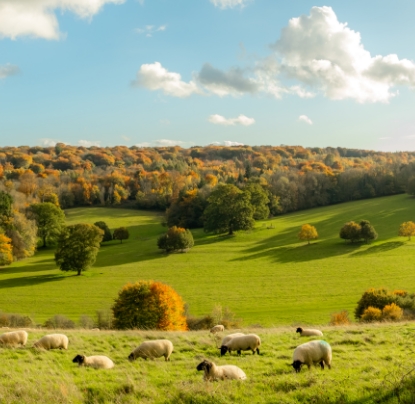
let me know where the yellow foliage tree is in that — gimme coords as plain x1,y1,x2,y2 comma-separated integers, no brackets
398,221,415,241
0,234,13,266
298,224,318,245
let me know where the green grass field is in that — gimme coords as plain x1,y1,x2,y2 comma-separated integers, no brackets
0,194,414,326
1,323,415,403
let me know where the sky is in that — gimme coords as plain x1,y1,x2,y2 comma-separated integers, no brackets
1,0,415,152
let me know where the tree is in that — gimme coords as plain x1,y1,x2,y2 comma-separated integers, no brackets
28,202,65,247
113,227,129,243
0,233,13,266
94,221,113,242
339,221,362,243
245,182,270,220
112,280,188,331
399,221,415,241
203,184,255,236
359,220,378,244
55,223,103,276
157,226,194,252
298,224,318,245
0,191,13,230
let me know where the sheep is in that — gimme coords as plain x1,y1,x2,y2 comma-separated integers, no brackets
220,334,261,356
33,333,69,350
0,330,28,347
72,354,114,369
296,327,323,337
90,328,100,331
196,359,246,381
210,325,225,334
128,339,173,362
219,333,245,350
292,340,332,373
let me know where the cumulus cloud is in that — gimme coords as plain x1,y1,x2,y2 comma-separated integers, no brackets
210,141,245,146
135,24,166,37
40,138,59,147
0,64,20,79
78,140,101,147
210,0,251,9
208,114,255,126
132,62,201,98
0,0,125,40
298,115,313,125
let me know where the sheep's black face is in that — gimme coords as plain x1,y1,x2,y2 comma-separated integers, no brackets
296,327,302,334
196,360,209,372
128,353,135,362
292,360,303,373
72,354,84,364
220,346,228,356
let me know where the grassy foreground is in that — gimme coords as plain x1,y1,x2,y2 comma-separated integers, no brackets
1,323,415,403
0,194,415,325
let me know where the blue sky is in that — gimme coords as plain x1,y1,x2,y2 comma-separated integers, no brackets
1,0,415,151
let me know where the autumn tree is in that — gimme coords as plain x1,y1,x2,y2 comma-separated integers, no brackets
112,280,188,330
55,223,103,276
28,202,65,247
0,233,13,266
203,184,255,235
157,226,194,252
113,227,129,243
339,221,362,243
94,221,112,242
398,221,415,241
298,224,318,245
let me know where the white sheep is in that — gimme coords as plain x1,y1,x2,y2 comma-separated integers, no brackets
220,333,245,349
196,359,247,381
220,334,261,356
128,339,173,362
210,325,225,334
33,333,69,350
292,340,332,373
72,354,114,369
296,327,323,337
0,330,28,347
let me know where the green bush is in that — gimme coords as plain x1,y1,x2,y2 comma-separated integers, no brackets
0,311,34,327
157,226,194,252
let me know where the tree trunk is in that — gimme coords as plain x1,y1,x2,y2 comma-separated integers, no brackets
77,269,81,276
42,235,46,248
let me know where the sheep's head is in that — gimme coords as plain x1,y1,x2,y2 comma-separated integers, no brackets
296,327,303,334
128,352,135,362
72,354,85,365
196,360,212,373
219,346,229,356
292,360,303,373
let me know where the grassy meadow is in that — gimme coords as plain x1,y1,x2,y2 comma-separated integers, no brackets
0,193,415,326
1,323,415,403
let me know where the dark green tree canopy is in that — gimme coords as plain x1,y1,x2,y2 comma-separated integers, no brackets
94,221,113,242
359,220,378,243
28,202,65,247
113,227,129,243
55,223,103,275
339,220,378,244
203,184,255,235
0,191,13,230
244,182,270,220
157,226,194,252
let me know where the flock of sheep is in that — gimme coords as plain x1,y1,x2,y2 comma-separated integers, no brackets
0,325,332,381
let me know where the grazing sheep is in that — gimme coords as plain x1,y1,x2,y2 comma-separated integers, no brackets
219,333,245,350
0,330,28,347
220,334,261,356
296,327,323,337
292,340,332,373
33,334,69,350
72,354,114,369
128,339,173,362
196,359,246,381
210,325,225,334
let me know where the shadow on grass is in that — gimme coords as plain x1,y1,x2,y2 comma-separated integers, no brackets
0,274,65,289
351,241,405,256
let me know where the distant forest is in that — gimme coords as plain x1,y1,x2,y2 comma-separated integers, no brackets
1,143,415,225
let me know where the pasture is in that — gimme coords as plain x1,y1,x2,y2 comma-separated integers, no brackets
0,194,414,326
1,323,415,403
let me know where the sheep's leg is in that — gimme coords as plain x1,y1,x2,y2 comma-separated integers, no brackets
319,361,325,370
237,350,241,356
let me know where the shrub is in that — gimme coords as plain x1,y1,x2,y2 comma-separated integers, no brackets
94,221,112,242
79,315,95,329
355,288,396,319
0,311,34,327
95,309,113,330
210,304,242,329
382,303,403,321
329,310,351,326
44,314,75,329
361,306,382,322
186,315,215,331
157,226,194,252
112,280,188,331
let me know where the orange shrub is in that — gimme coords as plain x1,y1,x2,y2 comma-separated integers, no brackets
361,306,382,322
392,290,407,297
329,310,351,326
382,303,403,321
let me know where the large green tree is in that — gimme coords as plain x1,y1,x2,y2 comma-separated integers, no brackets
28,202,65,247
244,182,270,220
157,226,194,252
94,221,113,242
55,223,103,276
359,220,378,244
203,184,255,236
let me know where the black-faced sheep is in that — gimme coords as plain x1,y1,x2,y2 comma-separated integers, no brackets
128,339,173,362
72,354,114,369
220,334,261,356
296,327,323,337
210,325,225,334
292,340,332,373
196,359,246,381
0,330,28,347
33,333,69,350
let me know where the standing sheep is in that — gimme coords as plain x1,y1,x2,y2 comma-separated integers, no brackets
210,325,225,334
33,334,69,350
196,359,246,381
292,340,332,373
0,330,28,347
220,334,261,356
128,339,173,362
296,327,323,337
72,354,114,369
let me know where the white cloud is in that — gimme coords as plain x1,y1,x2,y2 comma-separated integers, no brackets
135,139,194,148
0,64,20,79
135,24,166,37
39,138,59,147
0,0,125,40
208,114,255,126
210,0,251,9
298,115,313,125
132,62,201,98
121,135,130,141
210,141,245,146
78,140,101,147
